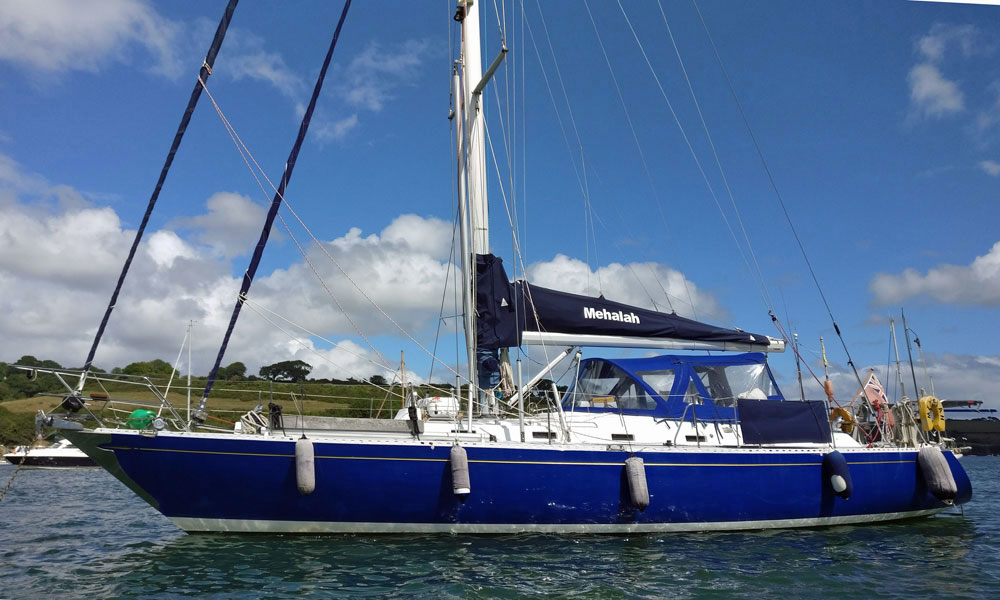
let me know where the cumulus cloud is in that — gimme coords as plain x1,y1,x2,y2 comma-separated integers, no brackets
251,214,455,342
0,0,182,78
525,254,725,321
284,339,407,384
0,152,456,384
870,241,1000,306
172,192,267,259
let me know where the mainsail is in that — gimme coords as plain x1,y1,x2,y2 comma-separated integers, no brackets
476,254,783,353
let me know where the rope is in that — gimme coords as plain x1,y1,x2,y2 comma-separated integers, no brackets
615,0,760,313
582,0,691,316
79,0,240,381
200,0,352,408
195,72,397,378
656,0,775,315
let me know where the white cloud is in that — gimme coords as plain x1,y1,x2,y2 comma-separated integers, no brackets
0,152,456,383
339,39,431,111
870,241,1000,306
908,63,964,117
172,192,267,259
0,0,182,78
525,254,725,321
286,339,405,384
906,24,988,120
916,24,979,63
226,51,306,100
252,214,455,341
313,114,360,142
219,35,430,142
979,160,1000,176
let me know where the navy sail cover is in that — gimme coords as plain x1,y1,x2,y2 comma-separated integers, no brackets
476,254,772,349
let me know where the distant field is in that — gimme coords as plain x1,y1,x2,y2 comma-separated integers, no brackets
0,378,457,424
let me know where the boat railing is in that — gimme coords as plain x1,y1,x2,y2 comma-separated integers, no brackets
13,365,189,431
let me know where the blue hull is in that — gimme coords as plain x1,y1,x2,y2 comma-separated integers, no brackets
69,430,972,533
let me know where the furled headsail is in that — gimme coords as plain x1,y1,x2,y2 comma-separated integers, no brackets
476,254,784,352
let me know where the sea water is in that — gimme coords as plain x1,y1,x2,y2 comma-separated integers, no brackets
1,458,998,599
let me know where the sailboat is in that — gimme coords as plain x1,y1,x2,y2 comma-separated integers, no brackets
31,1,970,533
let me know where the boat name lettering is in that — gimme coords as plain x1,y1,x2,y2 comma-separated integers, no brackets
583,307,640,324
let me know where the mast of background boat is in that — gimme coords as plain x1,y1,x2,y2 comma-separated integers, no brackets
901,309,922,398
910,326,935,397
457,0,507,424
889,317,906,401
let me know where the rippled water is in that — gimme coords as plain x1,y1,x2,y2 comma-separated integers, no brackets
2,458,998,599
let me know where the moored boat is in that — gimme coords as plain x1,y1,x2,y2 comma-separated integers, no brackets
33,0,971,534
3,439,97,469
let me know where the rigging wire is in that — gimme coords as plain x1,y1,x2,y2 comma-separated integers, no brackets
520,12,595,286
197,0,358,414
691,0,868,392
77,0,240,386
199,74,470,388
196,73,392,373
655,0,775,315
614,0,762,318
532,0,601,294
505,2,689,319
581,0,686,316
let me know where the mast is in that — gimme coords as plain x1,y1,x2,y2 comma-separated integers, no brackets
912,328,935,397
889,317,906,401
452,60,476,427
461,1,489,257
901,309,921,398
456,0,506,420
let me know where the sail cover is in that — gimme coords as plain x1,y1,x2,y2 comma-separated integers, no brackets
476,253,778,351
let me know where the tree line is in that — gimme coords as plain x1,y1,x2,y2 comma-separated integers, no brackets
0,355,443,402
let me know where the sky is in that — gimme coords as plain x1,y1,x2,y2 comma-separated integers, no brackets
1,0,999,408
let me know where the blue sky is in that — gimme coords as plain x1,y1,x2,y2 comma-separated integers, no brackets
1,0,999,407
